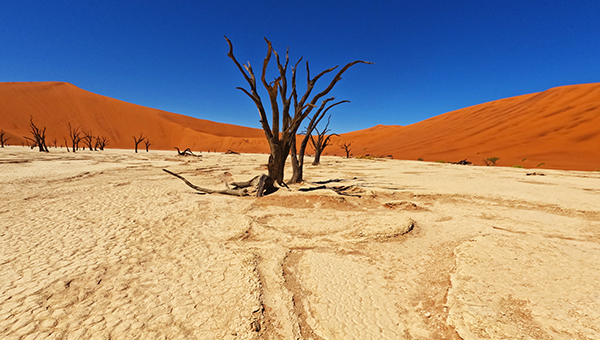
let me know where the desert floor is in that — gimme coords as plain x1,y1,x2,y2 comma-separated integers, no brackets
1,148,599,340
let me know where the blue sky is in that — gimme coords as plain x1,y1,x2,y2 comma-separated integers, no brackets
2,1,599,133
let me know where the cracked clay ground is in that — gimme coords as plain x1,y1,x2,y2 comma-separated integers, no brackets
1,149,599,339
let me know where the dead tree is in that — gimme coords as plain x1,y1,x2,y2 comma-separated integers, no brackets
67,123,82,152
0,130,9,147
63,137,70,152
339,141,353,158
290,99,349,182
95,136,108,150
225,36,372,184
24,116,49,152
51,138,58,148
82,130,95,151
132,134,145,153
144,139,151,152
309,115,339,165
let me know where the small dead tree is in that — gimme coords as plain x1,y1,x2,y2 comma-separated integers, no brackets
339,141,353,158
0,130,10,147
82,130,95,151
290,99,349,182
51,138,58,148
225,36,372,184
144,139,151,152
67,123,82,152
132,134,145,153
24,116,49,152
63,137,70,152
95,136,108,150
309,115,339,165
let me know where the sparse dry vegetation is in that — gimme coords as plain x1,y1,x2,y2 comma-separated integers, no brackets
484,157,500,166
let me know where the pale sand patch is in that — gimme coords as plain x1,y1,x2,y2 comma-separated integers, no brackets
293,250,404,339
448,234,600,340
0,148,599,339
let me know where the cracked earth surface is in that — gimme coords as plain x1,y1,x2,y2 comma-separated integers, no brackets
1,149,599,339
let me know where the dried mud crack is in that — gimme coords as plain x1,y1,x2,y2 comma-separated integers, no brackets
1,150,599,339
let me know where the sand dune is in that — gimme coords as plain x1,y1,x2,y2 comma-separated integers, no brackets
1,149,599,339
0,82,269,153
339,83,600,170
1,81,599,170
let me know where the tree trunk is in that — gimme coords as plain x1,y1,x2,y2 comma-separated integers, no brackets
289,137,304,183
312,148,323,165
267,144,287,184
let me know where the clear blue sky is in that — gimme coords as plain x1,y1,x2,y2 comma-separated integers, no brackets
2,1,599,133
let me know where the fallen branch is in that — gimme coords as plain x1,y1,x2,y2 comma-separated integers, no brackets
175,147,202,157
298,185,327,192
298,184,362,197
163,169,277,197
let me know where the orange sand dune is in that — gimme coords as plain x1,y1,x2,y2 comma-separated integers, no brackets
1,81,599,170
0,82,269,153
336,83,600,170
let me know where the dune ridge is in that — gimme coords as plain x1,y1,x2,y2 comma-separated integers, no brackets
1,81,599,170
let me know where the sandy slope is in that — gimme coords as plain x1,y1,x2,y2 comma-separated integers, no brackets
340,83,600,170
1,148,599,339
1,81,600,171
0,82,269,153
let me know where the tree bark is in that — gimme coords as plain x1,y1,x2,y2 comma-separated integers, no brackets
289,137,303,183
267,143,289,184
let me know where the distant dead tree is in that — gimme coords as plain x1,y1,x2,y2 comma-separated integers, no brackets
51,138,58,148
339,141,353,158
309,114,339,165
24,116,49,152
132,134,145,153
82,130,95,151
144,139,151,152
0,130,10,147
225,36,372,184
95,136,108,150
290,99,349,182
63,137,70,152
67,123,82,152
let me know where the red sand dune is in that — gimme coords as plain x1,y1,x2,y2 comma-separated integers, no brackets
336,83,600,171
1,81,599,171
0,82,269,153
